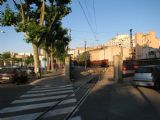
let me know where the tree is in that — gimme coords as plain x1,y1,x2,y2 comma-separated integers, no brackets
0,0,72,78
39,1,71,72
1,52,11,61
77,52,90,66
25,55,34,66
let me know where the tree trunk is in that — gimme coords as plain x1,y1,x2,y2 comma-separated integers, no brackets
46,50,50,72
32,43,41,78
51,53,54,71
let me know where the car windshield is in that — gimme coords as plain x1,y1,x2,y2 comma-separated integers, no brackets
0,68,15,74
135,67,152,73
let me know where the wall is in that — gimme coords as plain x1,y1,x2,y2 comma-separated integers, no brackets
135,31,160,59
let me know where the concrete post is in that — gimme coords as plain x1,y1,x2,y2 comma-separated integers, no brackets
65,56,71,82
114,55,123,83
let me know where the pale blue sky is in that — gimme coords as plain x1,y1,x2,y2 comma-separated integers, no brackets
0,0,160,53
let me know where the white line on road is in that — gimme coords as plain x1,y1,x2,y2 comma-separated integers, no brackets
60,98,77,105
31,84,72,91
1,98,76,114
27,87,73,94
0,101,57,113
21,90,74,98
42,106,75,118
12,94,67,104
70,116,82,120
0,106,76,120
0,112,42,120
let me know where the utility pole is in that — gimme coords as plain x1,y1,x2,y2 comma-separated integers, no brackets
84,40,87,69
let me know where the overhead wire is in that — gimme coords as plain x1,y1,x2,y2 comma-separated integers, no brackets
92,0,98,36
84,0,94,31
77,0,97,40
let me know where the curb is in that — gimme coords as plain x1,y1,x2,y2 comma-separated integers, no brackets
29,72,63,85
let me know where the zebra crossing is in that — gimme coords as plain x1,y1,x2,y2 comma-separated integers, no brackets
0,84,79,120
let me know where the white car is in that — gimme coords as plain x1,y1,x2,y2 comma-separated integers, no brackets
133,65,156,87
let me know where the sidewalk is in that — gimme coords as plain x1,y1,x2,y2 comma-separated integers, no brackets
28,67,97,86
28,69,64,85
74,71,160,120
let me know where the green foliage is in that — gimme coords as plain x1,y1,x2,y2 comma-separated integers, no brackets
78,52,90,62
14,58,22,63
1,52,11,61
0,0,7,5
25,55,34,65
25,21,46,44
0,0,72,69
1,4,17,26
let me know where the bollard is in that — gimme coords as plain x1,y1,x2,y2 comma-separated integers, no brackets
113,55,123,83
65,56,71,82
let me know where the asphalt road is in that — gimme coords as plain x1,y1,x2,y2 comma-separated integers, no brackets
0,70,96,120
2,70,160,120
0,84,33,109
72,76,160,120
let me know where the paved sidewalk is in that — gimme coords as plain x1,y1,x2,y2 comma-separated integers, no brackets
73,71,160,120
28,69,64,84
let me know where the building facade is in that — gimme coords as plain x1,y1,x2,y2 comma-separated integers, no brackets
69,31,160,66
135,31,160,59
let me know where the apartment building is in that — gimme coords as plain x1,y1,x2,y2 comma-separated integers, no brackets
135,31,160,59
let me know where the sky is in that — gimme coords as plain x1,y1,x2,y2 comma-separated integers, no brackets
0,0,160,53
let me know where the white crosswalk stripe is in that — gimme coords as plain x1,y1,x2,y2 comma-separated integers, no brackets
42,106,75,118
0,112,42,120
27,87,73,93
32,84,72,91
12,94,67,104
21,90,74,98
0,84,78,120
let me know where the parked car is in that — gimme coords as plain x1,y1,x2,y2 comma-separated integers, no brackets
151,66,160,89
133,65,160,88
26,67,35,75
122,61,138,77
0,67,28,84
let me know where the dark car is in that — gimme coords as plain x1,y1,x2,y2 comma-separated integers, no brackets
26,67,35,75
152,66,160,89
0,67,28,84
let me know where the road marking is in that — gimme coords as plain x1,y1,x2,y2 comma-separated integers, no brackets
21,90,74,98
0,101,57,113
27,87,73,94
42,106,75,118
0,84,77,120
70,116,82,120
0,106,77,120
1,98,76,113
12,94,67,104
60,98,77,105
0,112,42,120
32,84,72,90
